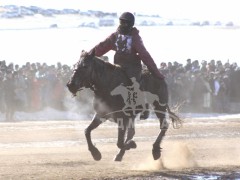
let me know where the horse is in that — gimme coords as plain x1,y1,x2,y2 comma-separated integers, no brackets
66,50,181,162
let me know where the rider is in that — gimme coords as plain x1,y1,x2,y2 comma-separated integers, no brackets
88,12,165,82
88,12,165,119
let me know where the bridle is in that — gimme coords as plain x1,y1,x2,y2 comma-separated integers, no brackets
73,57,95,92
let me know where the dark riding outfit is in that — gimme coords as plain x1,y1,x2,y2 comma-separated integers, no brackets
89,12,165,82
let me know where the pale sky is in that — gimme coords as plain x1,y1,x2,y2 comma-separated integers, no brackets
0,0,239,22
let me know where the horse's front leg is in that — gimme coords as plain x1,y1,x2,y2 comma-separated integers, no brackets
85,114,104,161
140,103,150,120
114,118,137,161
152,127,167,160
152,105,169,160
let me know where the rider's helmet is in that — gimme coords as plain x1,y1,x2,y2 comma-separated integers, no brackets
119,12,135,26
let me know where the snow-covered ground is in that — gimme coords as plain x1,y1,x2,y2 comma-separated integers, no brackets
1,21,240,66
1,106,240,122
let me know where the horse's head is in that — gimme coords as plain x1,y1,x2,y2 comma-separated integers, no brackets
66,50,95,96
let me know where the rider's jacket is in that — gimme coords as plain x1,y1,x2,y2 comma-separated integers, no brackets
91,27,165,80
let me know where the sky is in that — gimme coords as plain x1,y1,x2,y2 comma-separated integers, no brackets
0,0,240,22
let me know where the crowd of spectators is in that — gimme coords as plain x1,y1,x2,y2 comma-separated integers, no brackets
0,60,72,121
159,59,240,113
1,58,240,121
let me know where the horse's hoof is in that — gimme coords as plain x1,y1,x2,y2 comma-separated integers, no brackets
114,154,123,162
89,146,102,161
126,140,137,149
152,146,162,160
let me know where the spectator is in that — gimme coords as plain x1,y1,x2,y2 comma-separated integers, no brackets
200,60,208,73
184,58,192,71
3,70,17,121
0,71,5,113
14,70,28,111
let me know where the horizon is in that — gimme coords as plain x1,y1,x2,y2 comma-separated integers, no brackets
0,0,240,22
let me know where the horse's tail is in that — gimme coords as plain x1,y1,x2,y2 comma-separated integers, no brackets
166,104,182,129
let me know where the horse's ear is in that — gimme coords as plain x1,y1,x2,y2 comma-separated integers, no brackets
80,50,86,58
80,49,95,59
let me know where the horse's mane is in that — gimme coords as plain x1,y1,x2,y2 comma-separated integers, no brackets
94,56,127,86
94,56,118,71
79,51,120,71
77,52,128,91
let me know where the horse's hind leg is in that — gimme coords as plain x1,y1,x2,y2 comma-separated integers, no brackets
85,114,104,161
152,104,168,160
114,127,136,161
114,118,137,161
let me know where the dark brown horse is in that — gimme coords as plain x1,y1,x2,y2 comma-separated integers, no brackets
66,50,181,161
